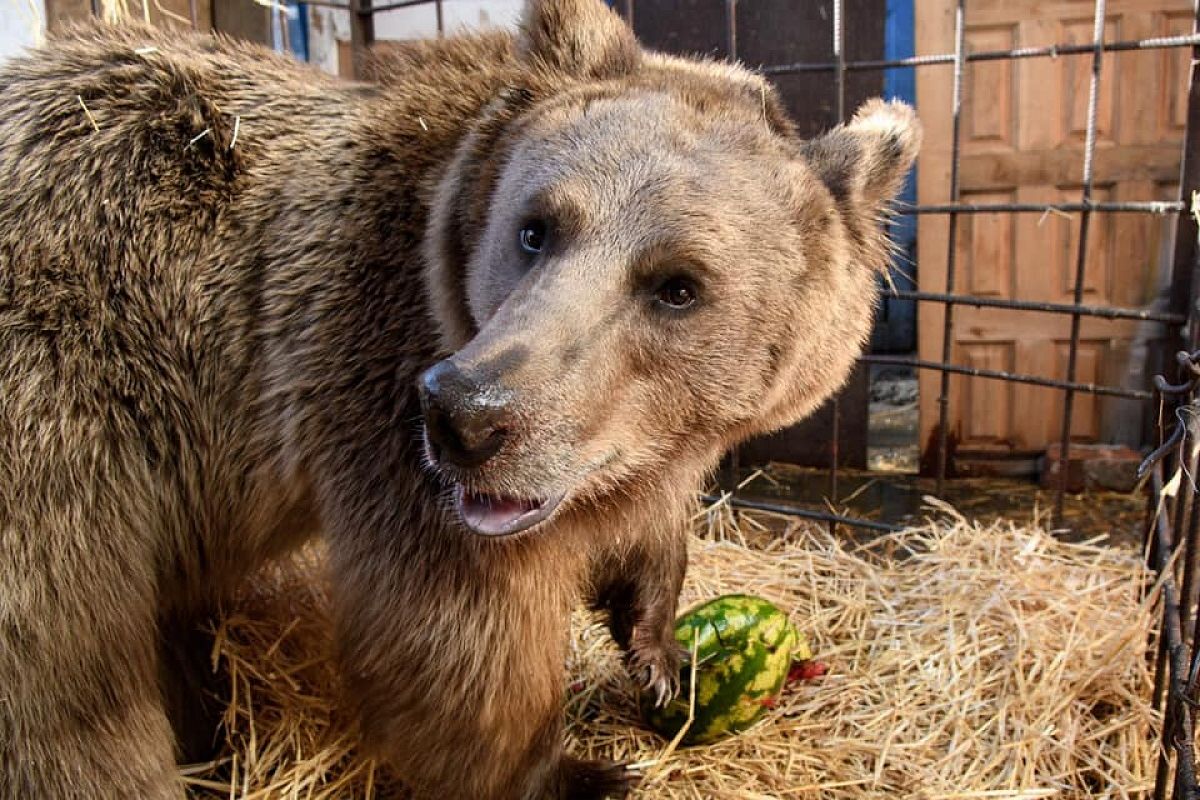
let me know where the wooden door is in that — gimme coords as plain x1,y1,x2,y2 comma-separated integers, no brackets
916,0,1191,462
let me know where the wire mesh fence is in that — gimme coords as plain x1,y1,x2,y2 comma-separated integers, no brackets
630,0,1200,794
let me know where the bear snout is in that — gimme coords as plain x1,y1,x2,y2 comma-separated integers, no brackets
419,359,512,469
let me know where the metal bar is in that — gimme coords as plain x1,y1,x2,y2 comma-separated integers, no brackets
368,0,438,13
1149,471,1171,725
1054,0,1107,528
1164,9,1200,460
1140,356,1200,799
294,0,352,8
1177,447,1200,683
1153,469,1174,800
726,0,738,61
1169,27,1200,797
435,0,443,36
349,0,375,79
1150,464,1200,800
862,355,1153,400
833,0,844,124
830,0,844,510
699,494,903,533
1179,303,1200,800
280,6,291,53
1161,563,1190,799
890,290,1186,324
935,0,966,494
829,398,840,504
763,32,1200,75
723,0,742,497
900,200,1184,215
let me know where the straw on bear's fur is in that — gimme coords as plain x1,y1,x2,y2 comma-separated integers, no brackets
184,501,1160,799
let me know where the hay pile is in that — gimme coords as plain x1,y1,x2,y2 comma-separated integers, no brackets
183,501,1161,799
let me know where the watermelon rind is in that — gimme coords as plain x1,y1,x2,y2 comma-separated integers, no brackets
642,594,810,745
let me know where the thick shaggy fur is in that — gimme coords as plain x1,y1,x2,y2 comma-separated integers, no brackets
0,1,919,798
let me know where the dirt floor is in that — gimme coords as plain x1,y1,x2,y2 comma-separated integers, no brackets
866,366,920,473
751,364,1151,550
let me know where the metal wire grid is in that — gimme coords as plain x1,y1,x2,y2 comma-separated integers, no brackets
720,1,1200,794
687,0,1200,537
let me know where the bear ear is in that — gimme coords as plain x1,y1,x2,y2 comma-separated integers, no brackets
800,99,922,211
517,0,641,78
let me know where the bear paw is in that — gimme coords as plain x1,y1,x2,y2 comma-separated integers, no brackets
628,634,685,708
561,756,639,800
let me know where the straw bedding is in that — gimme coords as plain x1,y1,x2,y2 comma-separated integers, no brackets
183,499,1161,799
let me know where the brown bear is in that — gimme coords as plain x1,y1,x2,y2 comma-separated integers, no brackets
0,1,919,797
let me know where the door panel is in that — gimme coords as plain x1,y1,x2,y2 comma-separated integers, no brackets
916,0,1189,459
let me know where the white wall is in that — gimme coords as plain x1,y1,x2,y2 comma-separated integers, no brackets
306,6,351,76
372,0,521,41
306,0,521,77
0,0,518,73
1,0,46,61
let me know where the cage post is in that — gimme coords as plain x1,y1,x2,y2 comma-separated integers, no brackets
720,0,741,496
1053,0,1107,529
829,0,846,508
833,0,845,123
1164,6,1200,454
349,0,375,79
934,0,966,495
280,5,292,53
1143,362,1200,800
725,0,738,61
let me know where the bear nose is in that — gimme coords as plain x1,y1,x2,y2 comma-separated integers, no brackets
419,359,509,469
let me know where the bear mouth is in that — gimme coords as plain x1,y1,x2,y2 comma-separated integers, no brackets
454,484,566,537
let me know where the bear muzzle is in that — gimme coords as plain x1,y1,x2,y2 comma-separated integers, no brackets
419,358,566,536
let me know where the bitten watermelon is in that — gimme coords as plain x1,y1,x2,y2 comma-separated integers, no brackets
643,594,811,745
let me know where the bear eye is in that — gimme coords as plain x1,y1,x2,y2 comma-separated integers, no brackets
655,277,698,309
518,220,547,254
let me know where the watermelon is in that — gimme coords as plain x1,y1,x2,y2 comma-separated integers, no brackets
642,594,811,745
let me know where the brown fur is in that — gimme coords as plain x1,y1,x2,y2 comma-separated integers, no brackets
0,2,919,798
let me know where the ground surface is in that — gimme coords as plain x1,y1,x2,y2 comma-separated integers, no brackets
727,463,1148,551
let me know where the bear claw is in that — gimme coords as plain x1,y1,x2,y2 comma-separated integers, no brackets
628,637,684,707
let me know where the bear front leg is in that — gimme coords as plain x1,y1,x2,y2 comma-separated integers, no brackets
521,716,638,800
1,511,183,799
330,516,637,800
593,531,689,707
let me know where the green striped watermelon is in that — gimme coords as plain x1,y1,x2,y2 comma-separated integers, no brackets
642,594,811,745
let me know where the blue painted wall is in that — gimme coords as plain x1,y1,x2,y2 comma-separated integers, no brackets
288,3,309,62
272,2,309,62
871,0,918,353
